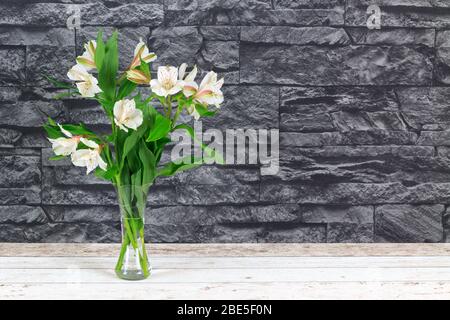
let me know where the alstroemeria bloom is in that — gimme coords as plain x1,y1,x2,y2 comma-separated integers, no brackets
113,99,143,132
150,66,184,97
48,124,81,156
71,138,107,174
130,38,157,69
126,69,151,85
194,71,224,107
67,64,102,98
76,40,96,70
179,63,198,98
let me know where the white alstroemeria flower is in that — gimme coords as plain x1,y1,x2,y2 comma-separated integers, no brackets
130,38,157,69
179,63,198,98
194,71,224,107
150,66,184,97
113,99,143,132
186,104,201,120
126,69,151,85
67,64,102,98
71,138,107,174
48,124,81,156
76,40,96,70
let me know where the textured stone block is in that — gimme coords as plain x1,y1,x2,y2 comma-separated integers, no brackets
280,131,418,147
396,87,450,130
257,225,326,243
202,86,279,129
165,8,344,27
241,44,433,85
346,0,450,28
0,48,25,86
347,28,435,47
436,31,450,84
0,188,41,205
26,46,75,86
166,0,272,10
201,41,239,71
0,129,22,147
375,205,444,243
327,223,373,243
43,166,109,187
177,184,260,205
0,156,41,188
200,26,240,40
0,206,47,224
45,206,118,223
0,3,163,27
150,26,203,66
280,86,399,132
0,27,74,46
273,0,345,9
147,204,300,225
260,182,450,205
0,100,65,128
241,26,350,45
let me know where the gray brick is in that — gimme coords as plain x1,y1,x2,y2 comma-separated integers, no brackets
241,26,350,45
375,205,444,243
0,48,26,86
241,44,433,86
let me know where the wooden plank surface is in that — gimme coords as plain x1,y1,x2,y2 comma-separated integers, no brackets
1,244,450,300
2,243,450,257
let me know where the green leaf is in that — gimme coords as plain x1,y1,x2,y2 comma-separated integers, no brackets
121,126,146,168
140,58,150,78
95,31,105,70
117,79,137,100
195,104,217,117
44,75,73,90
157,156,202,177
60,124,95,137
94,165,117,182
138,141,156,186
49,155,66,161
98,31,119,102
43,124,62,139
147,113,171,142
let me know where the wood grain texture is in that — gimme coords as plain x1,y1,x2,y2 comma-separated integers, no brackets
2,244,450,299
2,243,450,257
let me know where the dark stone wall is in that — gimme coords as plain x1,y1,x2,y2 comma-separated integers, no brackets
0,0,450,243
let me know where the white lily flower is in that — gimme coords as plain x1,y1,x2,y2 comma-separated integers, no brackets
67,64,102,98
195,71,224,108
130,38,157,69
113,99,143,132
71,138,107,174
150,66,184,97
76,40,96,70
48,124,80,156
179,63,198,97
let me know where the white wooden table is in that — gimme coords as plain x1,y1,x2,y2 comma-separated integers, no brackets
2,243,450,299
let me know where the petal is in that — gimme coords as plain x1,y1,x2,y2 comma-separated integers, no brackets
67,64,88,81
80,137,99,149
185,65,198,82
179,63,187,80
57,124,73,138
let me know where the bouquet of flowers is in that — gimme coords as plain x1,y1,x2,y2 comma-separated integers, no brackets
43,31,224,280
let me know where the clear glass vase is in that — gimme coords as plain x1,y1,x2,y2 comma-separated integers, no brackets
114,185,151,281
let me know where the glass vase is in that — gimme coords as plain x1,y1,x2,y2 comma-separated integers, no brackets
114,185,151,281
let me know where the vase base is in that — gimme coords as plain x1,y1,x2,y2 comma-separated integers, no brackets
115,268,151,281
